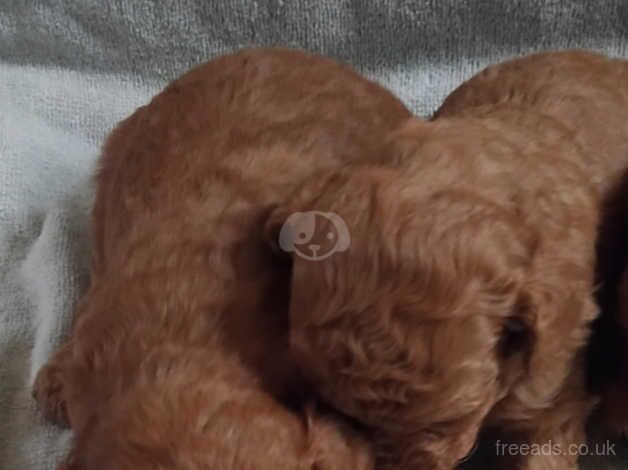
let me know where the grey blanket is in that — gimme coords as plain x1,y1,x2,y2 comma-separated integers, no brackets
1,1,628,469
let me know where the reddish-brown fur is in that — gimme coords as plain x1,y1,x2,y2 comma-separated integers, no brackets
32,47,411,469
268,50,628,469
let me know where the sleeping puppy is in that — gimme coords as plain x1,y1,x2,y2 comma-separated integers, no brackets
32,47,411,469
268,50,628,469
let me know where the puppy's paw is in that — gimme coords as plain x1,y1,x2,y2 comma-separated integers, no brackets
33,362,70,428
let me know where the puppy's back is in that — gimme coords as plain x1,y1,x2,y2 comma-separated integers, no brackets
92,47,411,273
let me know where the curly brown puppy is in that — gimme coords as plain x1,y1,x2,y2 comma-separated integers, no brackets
32,47,411,469
268,50,628,469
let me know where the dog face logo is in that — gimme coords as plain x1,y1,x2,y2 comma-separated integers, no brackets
278,211,350,261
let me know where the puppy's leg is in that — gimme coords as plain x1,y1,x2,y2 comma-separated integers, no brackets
33,342,75,428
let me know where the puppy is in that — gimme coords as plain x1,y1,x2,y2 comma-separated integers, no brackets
268,50,628,469
32,47,411,469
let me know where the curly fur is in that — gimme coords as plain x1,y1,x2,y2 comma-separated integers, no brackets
32,47,412,469
268,50,628,469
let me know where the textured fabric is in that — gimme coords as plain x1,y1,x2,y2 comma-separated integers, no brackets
1,2,628,469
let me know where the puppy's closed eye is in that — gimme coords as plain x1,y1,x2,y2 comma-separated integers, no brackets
498,300,533,360
499,316,530,358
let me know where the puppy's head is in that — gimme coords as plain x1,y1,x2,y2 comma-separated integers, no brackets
266,163,539,468
63,346,373,470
